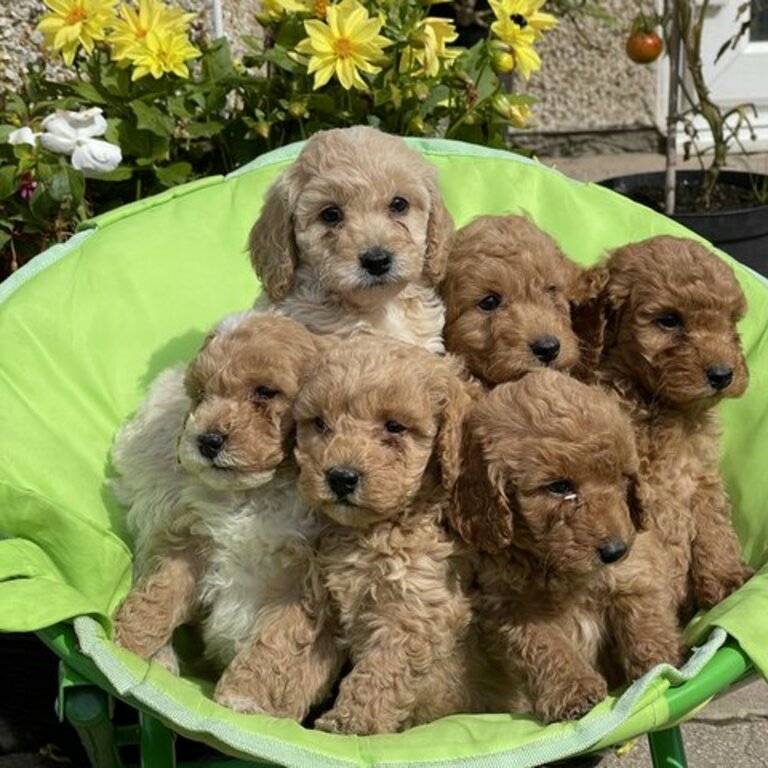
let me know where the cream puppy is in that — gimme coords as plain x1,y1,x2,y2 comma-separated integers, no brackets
249,126,454,353
112,312,325,674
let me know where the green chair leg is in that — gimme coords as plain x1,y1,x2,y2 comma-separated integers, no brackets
648,725,688,768
61,682,122,768
139,710,176,768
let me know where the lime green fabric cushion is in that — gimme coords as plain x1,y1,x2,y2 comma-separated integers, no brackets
1,139,767,766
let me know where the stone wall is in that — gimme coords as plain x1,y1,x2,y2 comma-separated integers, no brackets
524,0,659,133
1,0,658,136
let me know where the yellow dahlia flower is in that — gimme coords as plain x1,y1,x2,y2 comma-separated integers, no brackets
109,0,196,63
295,0,392,91
400,17,460,78
259,0,309,22
128,26,202,80
36,0,118,66
490,0,557,41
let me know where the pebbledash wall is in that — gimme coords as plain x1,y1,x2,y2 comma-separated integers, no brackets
0,0,658,142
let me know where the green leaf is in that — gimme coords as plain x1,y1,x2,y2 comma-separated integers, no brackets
155,161,193,187
104,117,122,144
186,121,225,139
201,38,236,82
61,81,108,105
167,95,193,119
261,46,302,74
95,166,134,181
0,229,10,251
100,64,132,98
130,101,176,137
0,166,17,199
0,125,16,143
65,166,85,206
49,169,72,202
119,120,170,161
28,185,58,222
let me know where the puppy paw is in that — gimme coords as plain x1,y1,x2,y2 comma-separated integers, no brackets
625,637,685,681
315,706,392,735
694,564,754,609
535,674,608,723
214,679,305,720
214,689,267,715
150,644,180,676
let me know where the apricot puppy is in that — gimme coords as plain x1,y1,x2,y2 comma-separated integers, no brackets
596,235,753,616
450,370,683,723
441,214,608,385
220,337,477,732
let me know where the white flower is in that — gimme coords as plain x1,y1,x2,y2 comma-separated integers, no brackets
71,139,123,175
40,107,122,175
7,127,38,146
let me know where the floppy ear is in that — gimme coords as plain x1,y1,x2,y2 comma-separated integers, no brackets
448,423,514,553
422,171,455,284
248,173,298,302
569,265,610,380
434,374,475,492
626,473,648,531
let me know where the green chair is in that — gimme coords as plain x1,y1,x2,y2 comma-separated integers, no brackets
1,138,766,768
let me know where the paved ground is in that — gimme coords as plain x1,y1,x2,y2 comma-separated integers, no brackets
594,678,768,768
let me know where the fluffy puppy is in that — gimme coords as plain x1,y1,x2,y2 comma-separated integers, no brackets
441,214,608,385
450,370,683,724
596,236,753,616
112,312,325,674
216,337,477,733
249,126,454,353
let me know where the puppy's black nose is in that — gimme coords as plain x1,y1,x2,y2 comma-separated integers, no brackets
326,467,360,499
359,247,393,277
706,365,733,391
598,539,628,565
530,336,561,365
197,431,226,460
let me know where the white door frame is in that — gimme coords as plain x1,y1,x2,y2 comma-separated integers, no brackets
654,0,768,153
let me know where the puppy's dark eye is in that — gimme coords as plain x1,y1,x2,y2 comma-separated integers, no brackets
545,284,558,294
384,420,406,434
389,196,409,215
656,312,683,330
478,293,502,311
545,479,574,496
320,206,343,225
314,416,329,434
252,385,279,401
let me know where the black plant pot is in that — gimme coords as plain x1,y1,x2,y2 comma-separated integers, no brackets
600,170,768,278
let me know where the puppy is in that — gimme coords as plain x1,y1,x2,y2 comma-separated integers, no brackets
249,126,454,353
112,312,325,674
441,214,608,385
596,236,753,616
449,370,683,723
216,337,477,733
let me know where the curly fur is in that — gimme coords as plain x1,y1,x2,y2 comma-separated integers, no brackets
449,370,683,723
111,312,325,673
249,126,454,353
441,214,608,385
596,236,753,616
217,337,477,733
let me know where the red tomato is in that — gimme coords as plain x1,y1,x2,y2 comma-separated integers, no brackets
626,30,663,64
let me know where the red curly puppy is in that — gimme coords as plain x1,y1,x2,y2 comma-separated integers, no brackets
441,214,608,385
450,370,683,723
596,236,753,617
